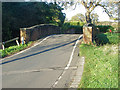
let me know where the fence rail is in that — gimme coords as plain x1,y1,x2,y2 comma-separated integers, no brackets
0,37,19,50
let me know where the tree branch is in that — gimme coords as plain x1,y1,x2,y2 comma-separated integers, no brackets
89,1,93,9
90,0,102,13
86,0,88,4
81,0,85,6
81,0,87,9
97,4,112,17
73,2,77,10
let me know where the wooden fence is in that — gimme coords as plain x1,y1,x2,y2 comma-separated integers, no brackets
0,37,19,50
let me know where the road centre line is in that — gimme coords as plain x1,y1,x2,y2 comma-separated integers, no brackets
51,34,83,88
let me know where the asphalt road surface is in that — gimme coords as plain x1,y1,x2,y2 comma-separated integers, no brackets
2,34,82,88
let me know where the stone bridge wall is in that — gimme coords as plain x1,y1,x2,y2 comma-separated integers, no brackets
20,24,61,43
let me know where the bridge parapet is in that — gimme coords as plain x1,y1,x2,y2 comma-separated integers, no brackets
20,24,60,44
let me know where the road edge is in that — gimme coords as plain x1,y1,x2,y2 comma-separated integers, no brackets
1,35,51,61
70,56,85,88
51,34,83,88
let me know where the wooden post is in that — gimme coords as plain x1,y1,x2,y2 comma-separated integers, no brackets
83,26,93,44
83,24,99,45
1,37,19,50
16,40,20,46
2,43,5,50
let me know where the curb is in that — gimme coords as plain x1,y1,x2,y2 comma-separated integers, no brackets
70,56,85,88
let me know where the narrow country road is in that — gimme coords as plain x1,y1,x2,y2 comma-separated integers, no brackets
2,34,82,88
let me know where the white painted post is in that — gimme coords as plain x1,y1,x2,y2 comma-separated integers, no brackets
2,43,5,50
16,40,20,46
21,37,24,44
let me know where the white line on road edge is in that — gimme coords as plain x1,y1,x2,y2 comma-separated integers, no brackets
1,36,51,61
51,34,83,88
70,56,85,88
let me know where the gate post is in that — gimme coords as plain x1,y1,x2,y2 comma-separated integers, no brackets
20,28,27,44
83,24,98,44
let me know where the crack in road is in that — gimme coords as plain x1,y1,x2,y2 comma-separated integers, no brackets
3,66,77,75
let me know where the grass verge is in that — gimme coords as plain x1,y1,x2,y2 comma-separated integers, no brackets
0,41,34,58
78,32,118,88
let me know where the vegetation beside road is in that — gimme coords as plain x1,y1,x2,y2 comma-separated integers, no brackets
0,41,34,58
79,32,118,88
61,21,115,34
2,2,65,43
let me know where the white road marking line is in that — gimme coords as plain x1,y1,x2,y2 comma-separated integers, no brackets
52,70,66,88
66,34,83,70
1,34,83,88
58,76,62,80
51,34,83,88
1,36,51,61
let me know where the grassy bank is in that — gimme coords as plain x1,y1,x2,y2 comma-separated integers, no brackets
0,41,34,58
79,33,118,88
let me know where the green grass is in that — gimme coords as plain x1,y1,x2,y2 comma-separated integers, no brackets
78,33,118,88
96,32,118,45
0,41,33,58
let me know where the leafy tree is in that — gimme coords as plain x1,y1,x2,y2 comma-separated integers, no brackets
71,13,85,22
71,13,99,24
2,2,65,42
108,1,119,21
48,2,65,26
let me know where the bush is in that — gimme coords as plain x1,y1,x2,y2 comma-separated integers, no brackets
70,25,83,34
69,21,85,26
95,32,118,45
61,22,83,34
61,22,71,33
96,25,115,33
1,41,33,58
105,33,118,44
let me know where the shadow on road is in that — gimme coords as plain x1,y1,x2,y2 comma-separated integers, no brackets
1,37,82,65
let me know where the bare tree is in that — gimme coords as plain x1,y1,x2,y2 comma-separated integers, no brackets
54,0,119,24
76,0,117,24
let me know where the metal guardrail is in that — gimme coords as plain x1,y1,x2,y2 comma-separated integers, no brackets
0,37,20,50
